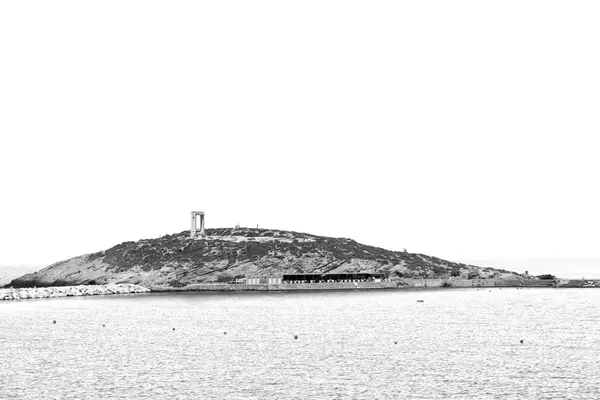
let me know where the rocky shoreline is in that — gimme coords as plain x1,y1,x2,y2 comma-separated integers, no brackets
149,278,597,292
1,278,597,300
0,283,150,301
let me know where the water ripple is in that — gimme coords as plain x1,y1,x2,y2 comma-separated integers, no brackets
1,289,599,399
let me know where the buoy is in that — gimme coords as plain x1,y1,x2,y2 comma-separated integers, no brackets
520,339,524,344
294,335,298,340
394,341,398,345
102,324,105,328
53,320,56,324
223,331,227,335
172,328,175,331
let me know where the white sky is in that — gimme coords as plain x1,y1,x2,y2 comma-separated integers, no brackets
1,1,599,277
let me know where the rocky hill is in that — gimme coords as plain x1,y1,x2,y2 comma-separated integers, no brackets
8,228,521,289
0,265,38,287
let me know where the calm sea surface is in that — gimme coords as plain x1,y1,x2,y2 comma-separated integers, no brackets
1,289,599,399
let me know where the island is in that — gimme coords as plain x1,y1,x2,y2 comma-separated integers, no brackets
5,227,596,297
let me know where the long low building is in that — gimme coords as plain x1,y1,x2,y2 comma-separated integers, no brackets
245,277,282,285
282,273,385,283
241,273,385,285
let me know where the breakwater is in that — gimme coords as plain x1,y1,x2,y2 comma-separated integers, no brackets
0,283,150,301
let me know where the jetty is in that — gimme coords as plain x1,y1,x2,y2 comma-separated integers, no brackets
0,283,150,301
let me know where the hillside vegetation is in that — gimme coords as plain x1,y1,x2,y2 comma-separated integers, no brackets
9,228,520,288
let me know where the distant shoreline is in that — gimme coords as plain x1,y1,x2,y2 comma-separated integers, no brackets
3,278,599,301
149,277,598,292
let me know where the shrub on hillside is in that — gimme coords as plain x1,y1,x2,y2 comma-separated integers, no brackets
468,272,480,279
215,274,232,283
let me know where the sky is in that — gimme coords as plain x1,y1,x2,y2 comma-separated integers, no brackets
1,1,599,277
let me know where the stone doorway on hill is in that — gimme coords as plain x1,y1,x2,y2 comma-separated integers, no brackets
191,211,206,238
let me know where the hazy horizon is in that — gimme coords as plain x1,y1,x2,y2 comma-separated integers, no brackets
458,258,600,279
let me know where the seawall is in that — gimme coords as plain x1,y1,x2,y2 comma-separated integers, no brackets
0,283,150,301
151,278,598,292
151,281,402,292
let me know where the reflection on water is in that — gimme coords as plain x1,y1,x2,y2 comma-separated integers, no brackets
1,289,599,399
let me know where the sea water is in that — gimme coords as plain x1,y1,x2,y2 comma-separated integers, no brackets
1,289,599,399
